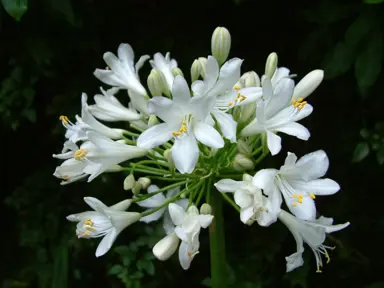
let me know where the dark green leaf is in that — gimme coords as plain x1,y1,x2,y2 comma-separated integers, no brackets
345,9,377,46
376,144,384,164
323,42,356,78
1,0,28,21
108,264,123,275
352,142,370,162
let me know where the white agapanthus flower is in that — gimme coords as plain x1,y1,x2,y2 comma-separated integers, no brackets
252,151,340,221
60,93,125,144
137,75,224,174
192,56,262,142
53,131,148,183
93,43,149,96
150,52,178,92
67,197,141,257
241,76,313,155
88,87,142,122
167,203,214,270
278,209,350,272
215,173,281,226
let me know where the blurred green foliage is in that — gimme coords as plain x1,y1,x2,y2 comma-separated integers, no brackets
1,0,383,287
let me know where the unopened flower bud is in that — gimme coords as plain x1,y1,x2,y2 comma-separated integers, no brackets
240,71,260,87
211,27,231,65
191,59,202,82
172,67,184,77
198,57,208,79
238,102,256,123
233,154,255,171
147,69,169,97
124,174,136,191
200,203,212,215
164,149,174,168
292,69,324,101
138,177,151,190
237,139,252,155
148,115,160,127
265,52,278,79
152,232,180,261
242,173,253,182
187,205,199,215
132,182,142,195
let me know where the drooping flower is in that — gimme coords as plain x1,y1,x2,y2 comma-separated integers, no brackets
137,75,224,174
67,197,141,257
241,76,313,155
278,209,350,272
192,56,262,142
88,87,142,122
53,131,148,183
215,173,281,226
149,52,178,92
252,151,340,221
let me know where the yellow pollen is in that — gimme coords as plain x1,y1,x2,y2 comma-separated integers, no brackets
182,120,186,125
298,194,303,199
310,193,316,199
228,101,234,106
106,66,110,70
292,194,297,198
298,198,303,204
59,115,69,124
74,149,88,160
233,85,241,90
292,202,297,207
180,125,187,133
63,175,70,181
240,95,247,102
298,98,304,102
84,230,91,236
172,131,181,136
291,99,297,105
84,218,94,226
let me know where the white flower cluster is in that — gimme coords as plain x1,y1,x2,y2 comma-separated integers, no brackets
54,27,349,273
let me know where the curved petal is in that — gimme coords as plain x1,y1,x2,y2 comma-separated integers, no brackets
190,94,215,121
234,189,253,208
240,206,254,224
236,87,263,106
284,152,298,166
117,43,135,68
193,121,224,148
214,179,243,193
140,208,166,223
252,169,277,192
290,179,340,196
147,96,180,123
95,229,118,257
84,197,108,212
168,203,186,226
274,122,310,141
172,76,191,106
265,78,294,119
267,130,282,155
262,77,273,101
213,110,237,143
178,241,198,270
93,69,126,88
291,103,313,122
286,195,317,221
136,192,166,208
135,55,150,74
163,211,175,234
197,215,214,228
137,123,175,149
271,67,290,88
209,58,243,96
295,150,329,181
171,133,199,174
204,56,220,91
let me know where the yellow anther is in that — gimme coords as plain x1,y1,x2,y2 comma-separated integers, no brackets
292,202,297,207
291,99,297,105
325,252,331,264
233,85,241,90
63,175,70,181
59,115,69,124
316,269,323,273
298,198,303,204
74,149,88,160
298,98,304,102
294,102,300,108
292,194,297,198
179,125,187,133
228,101,234,106
310,193,316,199
172,131,181,136
106,66,110,70
84,230,91,236
298,194,303,199
240,95,247,102
182,120,186,125
84,218,94,226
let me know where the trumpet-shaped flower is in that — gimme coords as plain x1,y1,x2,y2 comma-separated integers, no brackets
53,131,148,183
93,43,149,96
241,76,313,155
278,209,350,272
137,75,224,174
60,93,125,143
215,174,281,226
88,87,142,122
67,197,140,257
192,56,262,142
150,52,178,92
252,151,340,221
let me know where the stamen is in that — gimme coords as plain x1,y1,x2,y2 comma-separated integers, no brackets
292,98,308,110
310,193,316,199
74,149,88,160
233,85,241,90
316,269,323,273
228,101,233,106
240,95,247,102
292,202,297,207
106,66,110,70
172,131,181,136
59,115,69,125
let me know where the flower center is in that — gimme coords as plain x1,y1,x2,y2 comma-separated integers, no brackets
172,116,191,137
77,218,97,238
74,149,88,160
312,244,335,273
59,115,69,125
291,98,307,110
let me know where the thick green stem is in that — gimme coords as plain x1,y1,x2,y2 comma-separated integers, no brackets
208,186,227,288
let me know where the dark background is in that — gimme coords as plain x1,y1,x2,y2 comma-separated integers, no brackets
1,0,383,287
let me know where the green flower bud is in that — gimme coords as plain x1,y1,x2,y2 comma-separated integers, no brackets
265,52,278,79
124,174,136,191
198,57,208,79
164,149,174,168
191,59,202,83
172,67,184,77
211,27,231,66
240,71,260,87
148,115,160,128
147,69,169,97
237,139,252,155
242,173,253,182
187,205,199,215
200,203,212,215
233,154,255,171
238,102,256,123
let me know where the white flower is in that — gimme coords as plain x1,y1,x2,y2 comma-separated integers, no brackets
93,43,149,96
53,131,148,183
192,56,262,142
137,75,224,174
241,76,313,155
152,232,180,261
278,209,350,272
136,185,188,226
150,52,178,92
168,203,214,270
215,174,281,226
60,93,125,143
252,151,340,221
88,87,142,122
67,197,141,257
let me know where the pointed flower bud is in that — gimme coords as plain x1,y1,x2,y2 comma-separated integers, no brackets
153,232,180,261
138,177,151,190
292,70,324,101
237,139,252,155
238,102,256,123
265,52,278,78
164,149,174,168
211,27,231,65
197,57,208,79
148,115,160,128
187,205,199,216
191,59,202,82
124,174,136,191
172,67,184,77
200,203,212,215
240,71,260,87
233,153,255,171
132,182,142,195
147,69,169,97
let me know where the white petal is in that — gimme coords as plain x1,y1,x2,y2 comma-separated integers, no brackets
209,58,243,96
135,55,150,73
94,69,126,88
267,130,282,155
295,150,329,181
140,208,166,223
171,76,191,106
147,96,180,123
95,229,118,257
262,77,273,101
137,123,175,149
214,179,243,193
284,152,297,166
323,222,350,234
252,169,277,192
171,134,199,174
197,215,214,228
152,232,179,261
128,89,149,115
168,203,186,226
178,241,198,270
236,87,263,106
212,110,237,143
234,189,253,208
117,43,134,67
162,211,175,235
189,94,215,121
84,197,108,212
287,195,317,221
292,104,313,122
291,179,340,195
174,226,189,242
240,206,254,224
275,122,310,141
292,70,324,101
110,199,132,211
193,121,224,148
240,119,265,137
136,191,166,208
271,67,290,88
265,78,294,119
204,56,220,91
285,249,304,272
